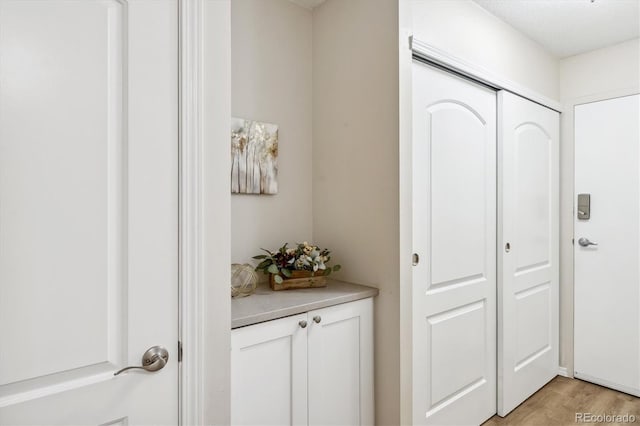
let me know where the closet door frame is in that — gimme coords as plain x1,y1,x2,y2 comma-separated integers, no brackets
409,39,563,113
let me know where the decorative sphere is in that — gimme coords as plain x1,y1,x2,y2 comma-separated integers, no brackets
231,263,258,297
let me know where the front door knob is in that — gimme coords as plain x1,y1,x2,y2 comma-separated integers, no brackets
114,346,169,376
578,237,598,247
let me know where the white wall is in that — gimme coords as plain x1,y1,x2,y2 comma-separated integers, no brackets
558,38,640,377
312,2,561,423
312,1,400,424
560,38,640,100
231,0,313,264
412,0,560,101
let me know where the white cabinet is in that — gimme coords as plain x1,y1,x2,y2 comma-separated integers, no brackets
231,298,374,426
231,312,308,426
308,299,374,426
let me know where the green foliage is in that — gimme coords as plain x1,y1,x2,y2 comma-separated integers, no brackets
281,268,292,278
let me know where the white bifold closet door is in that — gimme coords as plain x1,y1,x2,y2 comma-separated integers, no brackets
497,92,559,416
412,61,497,426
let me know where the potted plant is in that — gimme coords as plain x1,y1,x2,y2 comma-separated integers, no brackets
253,242,341,290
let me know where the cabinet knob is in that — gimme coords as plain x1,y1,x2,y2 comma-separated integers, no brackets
313,316,321,324
299,320,308,328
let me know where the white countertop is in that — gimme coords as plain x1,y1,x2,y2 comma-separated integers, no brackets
231,279,379,328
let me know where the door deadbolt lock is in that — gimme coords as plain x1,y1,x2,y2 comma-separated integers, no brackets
577,193,591,220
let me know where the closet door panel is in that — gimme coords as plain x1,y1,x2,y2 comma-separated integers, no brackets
412,61,497,426
498,91,559,416
430,104,487,286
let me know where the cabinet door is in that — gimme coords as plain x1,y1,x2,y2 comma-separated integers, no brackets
231,314,308,426
308,298,374,426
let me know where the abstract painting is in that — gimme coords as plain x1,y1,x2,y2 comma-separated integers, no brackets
231,118,278,194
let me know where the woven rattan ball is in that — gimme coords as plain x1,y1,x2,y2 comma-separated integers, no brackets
231,263,258,297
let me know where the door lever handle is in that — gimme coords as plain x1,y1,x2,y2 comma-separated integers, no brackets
578,237,598,247
114,346,169,376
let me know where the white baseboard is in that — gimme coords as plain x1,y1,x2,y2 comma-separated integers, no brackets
558,366,569,377
573,372,640,397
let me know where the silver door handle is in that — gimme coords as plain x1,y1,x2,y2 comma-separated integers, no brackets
578,237,598,247
114,346,169,376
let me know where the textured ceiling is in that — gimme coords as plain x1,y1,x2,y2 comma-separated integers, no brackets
288,0,326,10
474,0,640,58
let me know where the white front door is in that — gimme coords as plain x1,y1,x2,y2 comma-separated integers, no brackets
574,94,640,396
412,61,497,425
497,91,559,416
0,1,179,424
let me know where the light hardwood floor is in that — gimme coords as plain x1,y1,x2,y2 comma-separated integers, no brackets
483,376,640,426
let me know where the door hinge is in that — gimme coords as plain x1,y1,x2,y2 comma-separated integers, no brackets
178,340,183,363
408,34,413,50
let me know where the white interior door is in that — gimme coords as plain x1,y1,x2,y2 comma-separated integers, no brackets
498,91,559,416
412,61,497,426
0,1,179,424
574,94,640,396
